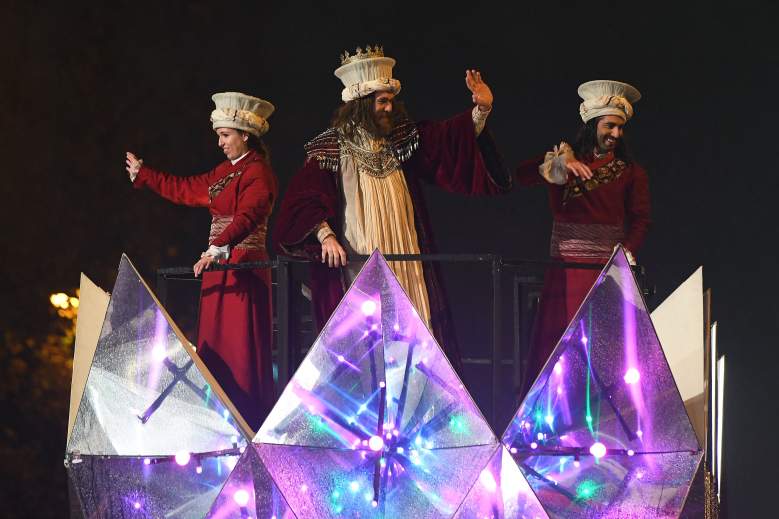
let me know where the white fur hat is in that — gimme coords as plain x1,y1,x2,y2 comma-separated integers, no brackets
210,92,274,137
578,80,641,123
334,46,401,102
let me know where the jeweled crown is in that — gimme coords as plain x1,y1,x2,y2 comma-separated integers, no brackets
340,45,385,65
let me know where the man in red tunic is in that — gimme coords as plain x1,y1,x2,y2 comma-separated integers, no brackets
273,46,510,372
516,80,651,396
125,92,278,431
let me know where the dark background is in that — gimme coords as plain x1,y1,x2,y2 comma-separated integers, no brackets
1,1,776,516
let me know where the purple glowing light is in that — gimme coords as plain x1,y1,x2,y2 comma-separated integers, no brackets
151,342,167,362
589,442,607,459
361,300,377,316
174,451,190,466
368,435,385,452
143,458,150,465
530,442,538,449
624,368,641,385
133,502,141,510
479,469,498,493
554,362,563,375
233,489,250,506
628,449,635,456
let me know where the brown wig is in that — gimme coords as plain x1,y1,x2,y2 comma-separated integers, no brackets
331,93,410,140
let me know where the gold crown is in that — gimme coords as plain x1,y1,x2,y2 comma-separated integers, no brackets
340,45,385,65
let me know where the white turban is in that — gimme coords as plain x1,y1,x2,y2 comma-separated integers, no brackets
578,80,641,123
210,92,274,137
335,53,401,102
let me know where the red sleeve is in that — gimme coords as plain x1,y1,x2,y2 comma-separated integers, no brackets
515,154,547,187
133,164,211,207
623,164,651,253
416,110,510,194
272,159,340,258
210,162,277,248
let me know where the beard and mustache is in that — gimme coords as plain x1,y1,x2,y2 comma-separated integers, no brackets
372,110,394,137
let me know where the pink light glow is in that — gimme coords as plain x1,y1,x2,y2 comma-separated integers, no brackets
151,342,167,362
479,469,497,492
554,362,563,375
368,435,385,451
530,442,538,449
624,368,641,385
361,300,377,316
174,451,190,466
589,442,607,459
133,502,141,510
233,489,250,506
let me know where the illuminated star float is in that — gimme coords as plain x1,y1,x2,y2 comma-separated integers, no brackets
503,246,703,518
245,250,545,518
66,255,253,518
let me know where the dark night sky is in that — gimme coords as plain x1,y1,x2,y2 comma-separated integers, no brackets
2,1,777,516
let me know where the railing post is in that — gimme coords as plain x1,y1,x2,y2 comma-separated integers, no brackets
276,258,291,393
156,272,168,308
491,255,502,426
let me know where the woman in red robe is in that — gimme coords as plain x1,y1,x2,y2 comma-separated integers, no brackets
125,92,278,431
516,80,651,397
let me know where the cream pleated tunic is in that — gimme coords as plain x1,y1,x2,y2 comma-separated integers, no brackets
316,109,489,327
339,128,432,326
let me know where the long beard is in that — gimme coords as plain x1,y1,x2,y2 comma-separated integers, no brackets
371,111,393,137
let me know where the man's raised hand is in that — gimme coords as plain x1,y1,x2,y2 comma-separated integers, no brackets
465,69,493,111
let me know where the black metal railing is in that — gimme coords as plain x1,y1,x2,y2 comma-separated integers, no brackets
156,254,648,426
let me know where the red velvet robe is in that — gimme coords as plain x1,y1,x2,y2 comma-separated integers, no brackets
516,151,651,395
273,110,509,373
134,150,277,431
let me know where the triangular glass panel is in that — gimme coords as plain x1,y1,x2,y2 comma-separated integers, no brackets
65,255,252,518
454,445,549,519
256,251,497,516
206,444,296,518
256,443,496,519
67,254,251,456
503,246,702,518
257,250,494,450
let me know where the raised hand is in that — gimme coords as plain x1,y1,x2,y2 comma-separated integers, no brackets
126,151,143,181
465,69,493,111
